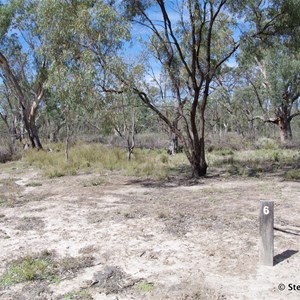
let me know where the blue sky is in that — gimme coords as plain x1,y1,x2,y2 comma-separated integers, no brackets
125,1,241,87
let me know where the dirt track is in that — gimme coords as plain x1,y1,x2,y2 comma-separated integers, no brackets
0,163,299,299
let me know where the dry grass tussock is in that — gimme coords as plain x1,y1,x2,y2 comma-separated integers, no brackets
24,143,188,180
22,142,300,180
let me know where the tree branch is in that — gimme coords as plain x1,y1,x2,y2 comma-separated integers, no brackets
288,112,300,122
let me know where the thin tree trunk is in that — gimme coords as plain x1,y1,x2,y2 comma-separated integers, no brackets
168,132,178,155
168,115,179,155
65,123,70,162
127,109,135,161
168,103,180,155
50,132,57,143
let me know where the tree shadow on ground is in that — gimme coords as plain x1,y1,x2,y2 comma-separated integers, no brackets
126,177,206,189
126,164,224,188
212,154,300,180
126,151,300,188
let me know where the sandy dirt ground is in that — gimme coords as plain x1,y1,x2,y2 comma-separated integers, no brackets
0,162,299,300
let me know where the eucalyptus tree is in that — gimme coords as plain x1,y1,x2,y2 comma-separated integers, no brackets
35,0,131,152
235,47,300,143
120,0,284,176
45,62,96,160
236,0,300,143
204,66,246,139
98,92,137,160
0,0,49,149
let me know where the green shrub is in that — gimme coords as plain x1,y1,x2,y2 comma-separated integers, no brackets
255,138,279,150
136,281,155,293
0,255,58,287
159,154,169,164
285,169,300,180
0,252,94,288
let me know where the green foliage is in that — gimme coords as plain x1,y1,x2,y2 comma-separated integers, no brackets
285,169,300,181
25,149,76,178
32,0,132,150
0,251,95,288
235,1,300,142
274,0,300,48
0,1,14,38
0,195,9,206
37,0,129,100
255,138,280,150
136,281,154,293
122,148,185,180
83,177,109,187
0,254,58,287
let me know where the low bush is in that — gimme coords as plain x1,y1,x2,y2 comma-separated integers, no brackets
0,137,23,163
0,146,12,163
206,133,248,152
255,138,280,150
136,281,155,293
0,251,94,288
0,252,58,287
285,169,300,181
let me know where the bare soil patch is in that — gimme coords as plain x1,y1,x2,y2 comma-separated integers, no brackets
0,162,299,299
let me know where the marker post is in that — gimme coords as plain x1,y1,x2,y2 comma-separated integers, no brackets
259,200,274,266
